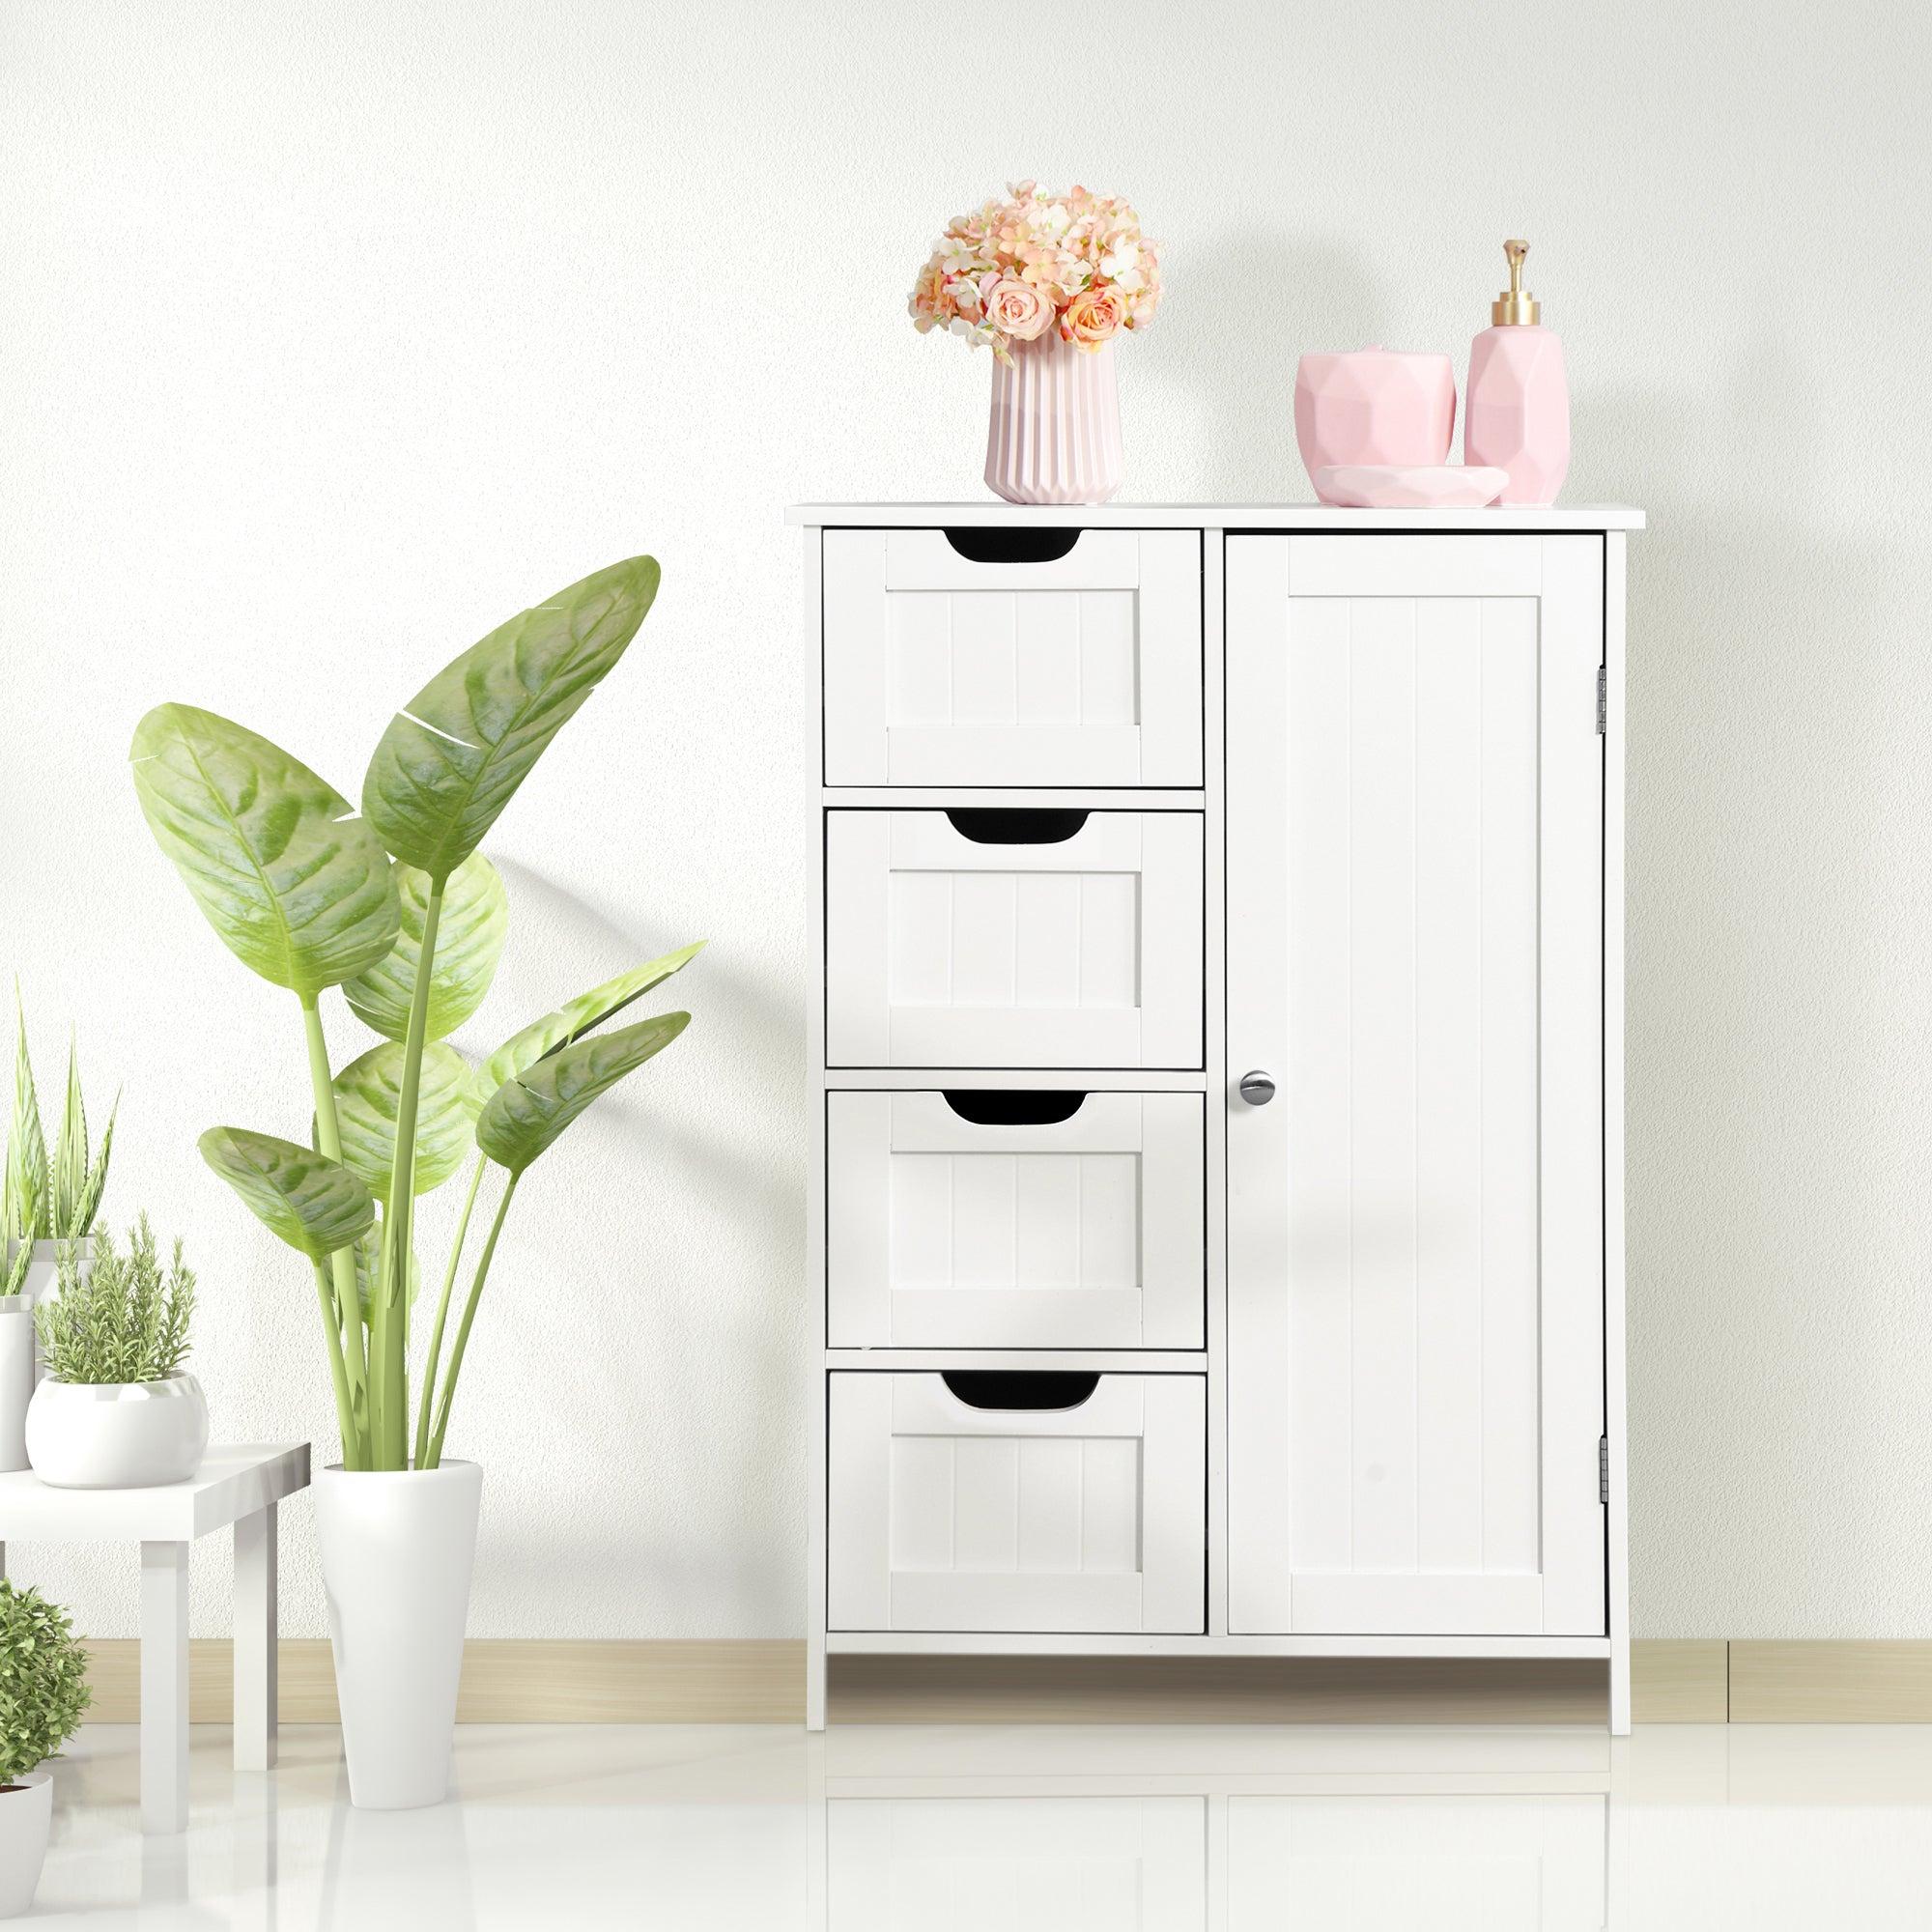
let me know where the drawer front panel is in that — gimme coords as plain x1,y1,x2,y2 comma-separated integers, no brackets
827,1091,1206,1349
822,527,1203,786
828,1372,1207,1634
824,810,1205,1068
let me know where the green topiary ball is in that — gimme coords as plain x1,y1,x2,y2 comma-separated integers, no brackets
0,1581,90,1785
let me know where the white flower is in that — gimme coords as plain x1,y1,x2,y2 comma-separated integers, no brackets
1100,241,1140,279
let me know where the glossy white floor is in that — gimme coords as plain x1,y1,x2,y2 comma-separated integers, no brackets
32,1719,1932,1927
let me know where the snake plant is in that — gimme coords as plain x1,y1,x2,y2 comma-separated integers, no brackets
0,1002,117,1297
131,557,700,1470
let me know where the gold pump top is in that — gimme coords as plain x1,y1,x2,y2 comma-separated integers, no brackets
1491,238,1542,326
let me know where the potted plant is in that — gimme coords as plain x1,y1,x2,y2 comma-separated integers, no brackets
0,1000,119,1303
0,1006,116,1474
25,1216,204,1488
130,556,701,1809
0,1581,89,1918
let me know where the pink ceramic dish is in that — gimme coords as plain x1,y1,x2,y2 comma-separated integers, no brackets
1313,464,1509,509
1293,349,1456,486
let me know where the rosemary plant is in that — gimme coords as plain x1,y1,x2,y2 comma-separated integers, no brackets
132,556,700,1472
34,1217,195,1385
0,1581,89,1785
0,1000,118,1297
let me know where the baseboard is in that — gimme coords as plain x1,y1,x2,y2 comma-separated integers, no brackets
78,1639,805,1725
79,1637,1924,1725
1727,1641,1932,1722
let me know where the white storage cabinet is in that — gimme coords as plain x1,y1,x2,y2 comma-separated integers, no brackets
798,505,1640,1732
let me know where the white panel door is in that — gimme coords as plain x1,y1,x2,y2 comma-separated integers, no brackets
1227,1796,1607,1932
829,1797,1208,1932
827,1091,1205,1349
824,810,1205,1069
1226,535,1605,1635
822,527,1203,786
828,1373,1206,1633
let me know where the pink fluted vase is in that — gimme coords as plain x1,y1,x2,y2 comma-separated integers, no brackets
983,330,1123,505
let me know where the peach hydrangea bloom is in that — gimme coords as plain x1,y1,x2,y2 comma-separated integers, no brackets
907,182,1161,365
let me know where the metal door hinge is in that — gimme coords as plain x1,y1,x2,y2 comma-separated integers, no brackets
1596,667,1607,735
1599,1435,1610,1503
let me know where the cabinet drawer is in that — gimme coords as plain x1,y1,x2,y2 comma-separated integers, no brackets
824,809,1205,1068
822,527,1203,786
828,1372,1206,1634
827,1091,1205,1349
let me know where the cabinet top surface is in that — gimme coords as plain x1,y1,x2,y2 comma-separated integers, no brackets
787,502,1645,531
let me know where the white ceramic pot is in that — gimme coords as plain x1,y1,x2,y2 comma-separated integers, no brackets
316,1461,482,1809
0,1773,51,1918
24,1374,209,1489
0,1302,33,1475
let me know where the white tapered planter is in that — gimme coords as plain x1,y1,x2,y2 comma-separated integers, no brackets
0,1301,33,1474
316,1460,482,1809
983,330,1123,506
0,1774,51,1918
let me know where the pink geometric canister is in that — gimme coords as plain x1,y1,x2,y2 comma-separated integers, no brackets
1293,349,1457,502
984,329,1123,506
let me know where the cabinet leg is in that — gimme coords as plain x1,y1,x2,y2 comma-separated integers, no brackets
140,1541,190,1834
234,1503,278,1770
1609,1636,1632,1736
806,1632,827,1732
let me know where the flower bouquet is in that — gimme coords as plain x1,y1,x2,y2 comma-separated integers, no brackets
909,183,1161,504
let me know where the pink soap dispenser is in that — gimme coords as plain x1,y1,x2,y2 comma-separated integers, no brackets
1464,239,1570,504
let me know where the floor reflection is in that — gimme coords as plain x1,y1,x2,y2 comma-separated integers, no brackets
32,1720,1932,1928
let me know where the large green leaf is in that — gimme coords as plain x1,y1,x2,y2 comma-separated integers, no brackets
342,853,508,1042
131,705,401,996
361,557,661,880
476,1010,690,1175
480,941,705,1094
329,1041,477,1202
7,1010,46,1240
198,1127,374,1260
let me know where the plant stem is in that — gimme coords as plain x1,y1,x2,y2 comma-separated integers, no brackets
301,993,368,1471
414,1152,484,1470
380,880,444,1470
424,1169,519,1470
312,1263,357,1465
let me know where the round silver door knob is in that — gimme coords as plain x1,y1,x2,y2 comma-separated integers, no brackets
1238,1069,1276,1107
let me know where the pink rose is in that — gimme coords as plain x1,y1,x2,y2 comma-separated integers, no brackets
985,275,1053,343
1061,284,1124,351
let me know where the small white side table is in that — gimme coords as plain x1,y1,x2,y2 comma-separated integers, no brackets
0,1442,309,1834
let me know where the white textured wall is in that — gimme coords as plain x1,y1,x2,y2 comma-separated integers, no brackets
2,0,1928,1640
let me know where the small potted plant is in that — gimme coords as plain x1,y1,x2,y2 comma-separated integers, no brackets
25,1216,204,1489
0,1580,88,1918
1,998,119,1301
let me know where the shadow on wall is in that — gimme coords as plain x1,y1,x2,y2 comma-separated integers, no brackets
1133,235,1391,499
1582,346,1932,1630
482,857,806,1629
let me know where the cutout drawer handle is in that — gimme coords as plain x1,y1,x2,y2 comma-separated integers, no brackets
942,527,1082,565
943,1091,1086,1126
945,808,1090,845
941,1371,1101,1412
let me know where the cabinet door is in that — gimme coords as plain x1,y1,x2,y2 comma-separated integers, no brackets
1226,536,1605,1635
